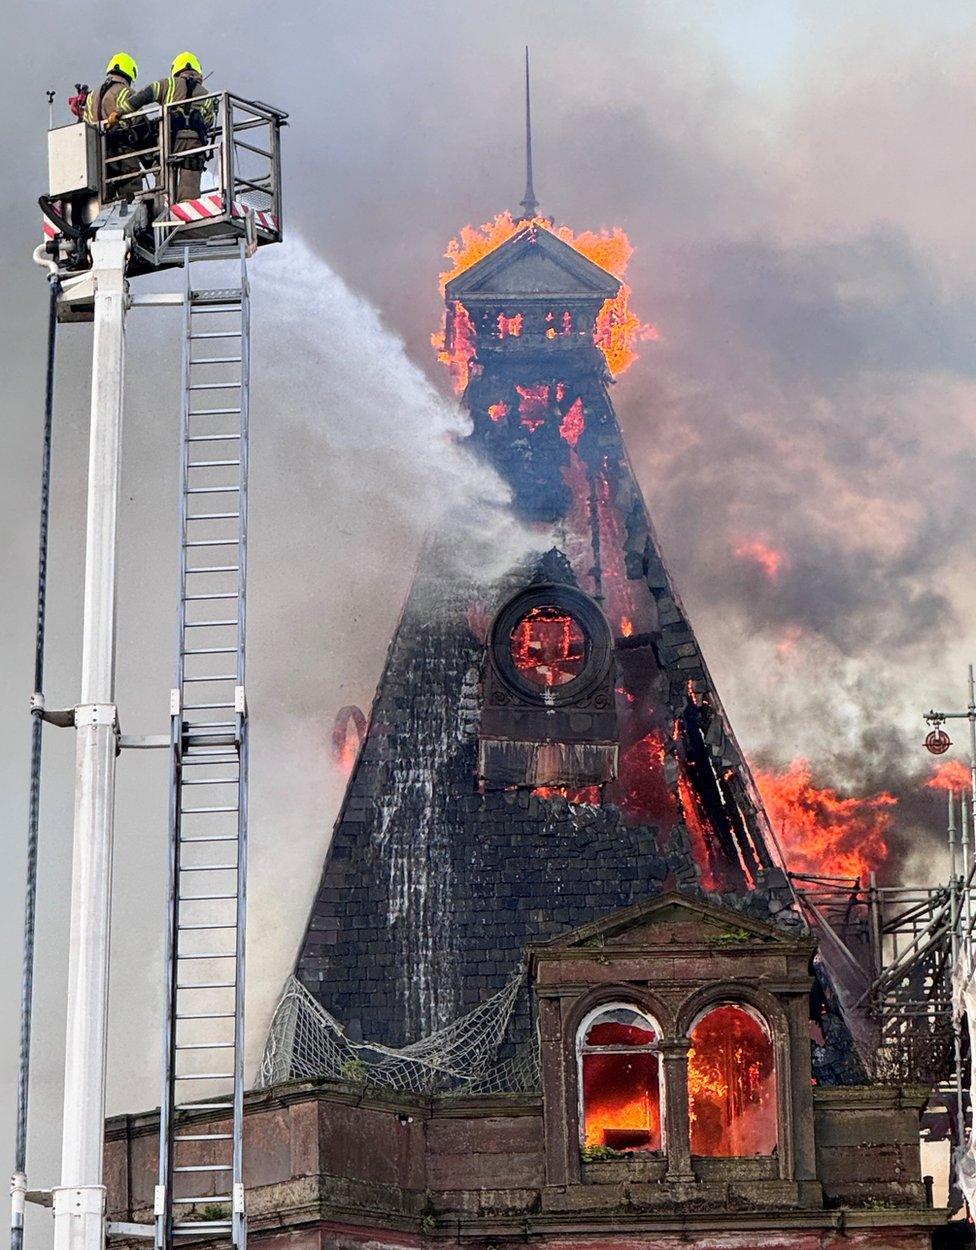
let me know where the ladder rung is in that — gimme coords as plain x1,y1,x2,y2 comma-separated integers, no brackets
183,700,236,708
174,1073,235,1081
174,1165,233,1173
174,1134,233,1141
178,864,238,873
190,408,242,416
171,1194,232,1203
176,949,236,958
175,1041,236,1049
182,646,238,654
189,333,241,342
181,780,239,788
183,539,240,547
182,751,239,761
186,512,240,521
175,1013,236,1020
182,803,238,812
182,674,237,682
178,894,238,902
178,922,237,930
176,981,236,989
189,356,242,364
172,1223,232,1234
185,487,240,497
186,565,240,573
180,837,238,846
183,628,238,636
186,434,241,443
172,1199,232,1207
188,459,241,469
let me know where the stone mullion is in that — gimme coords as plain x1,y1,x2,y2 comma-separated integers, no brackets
659,1038,696,1184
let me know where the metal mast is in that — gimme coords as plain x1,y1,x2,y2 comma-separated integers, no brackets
518,47,539,221
53,209,133,1250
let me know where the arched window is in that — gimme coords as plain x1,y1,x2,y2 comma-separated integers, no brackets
688,1003,777,1157
578,1004,662,1153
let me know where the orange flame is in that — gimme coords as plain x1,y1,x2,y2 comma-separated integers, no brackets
331,706,367,777
925,759,971,792
688,1004,777,1157
733,537,785,581
432,212,657,391
533,784,601,804
755,759,894,879
558,397,585,448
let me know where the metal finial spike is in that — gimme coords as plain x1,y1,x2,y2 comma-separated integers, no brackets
519,46,539,221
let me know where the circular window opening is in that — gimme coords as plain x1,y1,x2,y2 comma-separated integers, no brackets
509,606,587,688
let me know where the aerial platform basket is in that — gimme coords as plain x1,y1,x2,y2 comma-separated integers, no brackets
42,90,286,282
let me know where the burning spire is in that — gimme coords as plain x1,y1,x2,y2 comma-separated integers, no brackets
517,47,539,221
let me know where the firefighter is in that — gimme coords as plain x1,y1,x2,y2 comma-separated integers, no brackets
127,53,216,203
84,53,145,199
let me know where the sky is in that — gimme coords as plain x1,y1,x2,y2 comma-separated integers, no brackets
2,0,976,1239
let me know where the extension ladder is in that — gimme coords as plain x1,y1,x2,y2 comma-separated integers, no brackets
156,247,251,1250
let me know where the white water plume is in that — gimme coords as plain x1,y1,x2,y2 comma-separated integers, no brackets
244,236,538,1067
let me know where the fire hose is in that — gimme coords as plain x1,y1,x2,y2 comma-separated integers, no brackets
10,273,59,1250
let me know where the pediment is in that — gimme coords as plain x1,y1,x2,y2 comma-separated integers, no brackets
445,226,621,303
534,892,810,953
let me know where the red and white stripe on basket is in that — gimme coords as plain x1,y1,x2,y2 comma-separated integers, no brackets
170,193,278,234
42,217,57,241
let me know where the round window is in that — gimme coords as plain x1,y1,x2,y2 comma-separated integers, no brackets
489,583,613,707
509,606,587,688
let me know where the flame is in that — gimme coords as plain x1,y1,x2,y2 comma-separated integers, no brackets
437,301,478,392
925,759,971,792
617,729,677,823
487,402,508,423
497,312,523,338
533,784,601,804
733,537,785,581
516,383,549,433
677,772,720,891
755,759,894,879
776,625,804,657
432,212,657,391
510,605,586,687
620,617,634,638
331,706,367,776
558,397,585,448
688,1004,776,1157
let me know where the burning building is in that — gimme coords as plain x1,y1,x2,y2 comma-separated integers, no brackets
104,176,943,1249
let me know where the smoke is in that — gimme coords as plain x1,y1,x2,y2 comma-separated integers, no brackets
2,3,976,1219
241,236,539,1058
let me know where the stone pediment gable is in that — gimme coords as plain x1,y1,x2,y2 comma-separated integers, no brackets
534,892,810,955
445,227,621,303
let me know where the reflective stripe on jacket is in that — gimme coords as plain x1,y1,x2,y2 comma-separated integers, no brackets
128,70,217,127
83,73,134,124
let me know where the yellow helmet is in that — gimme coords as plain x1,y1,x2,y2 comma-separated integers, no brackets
106,52,138,81
171,51,203,75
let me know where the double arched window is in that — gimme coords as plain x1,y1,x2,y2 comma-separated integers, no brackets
576,1000,777,1160
577,1004,662,1153
688,1003,777,1157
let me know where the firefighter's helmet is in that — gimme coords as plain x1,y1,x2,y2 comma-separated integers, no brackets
171,51,203,76
106,52,138,82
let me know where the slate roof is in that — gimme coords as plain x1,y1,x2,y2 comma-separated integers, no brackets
290,228,864,1086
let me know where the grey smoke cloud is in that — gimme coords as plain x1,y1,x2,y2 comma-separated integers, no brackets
1,1,975,1240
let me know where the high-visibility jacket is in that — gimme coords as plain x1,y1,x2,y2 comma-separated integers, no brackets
83,72,135,124
128,69,217,138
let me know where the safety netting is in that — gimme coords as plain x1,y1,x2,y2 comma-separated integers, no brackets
258,969,540,1096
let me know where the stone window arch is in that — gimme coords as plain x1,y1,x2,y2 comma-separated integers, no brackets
687,1001,777,1157
577,1002,663,1153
